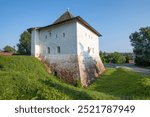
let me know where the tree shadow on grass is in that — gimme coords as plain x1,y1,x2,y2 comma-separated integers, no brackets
39,79,93,100
89,68,150,100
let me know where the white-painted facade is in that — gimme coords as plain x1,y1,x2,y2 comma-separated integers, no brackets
31,21,99,57
77,22,99,56
29,11,105,86
31,21,77,57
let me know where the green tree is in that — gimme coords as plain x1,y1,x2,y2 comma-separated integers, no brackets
17,31,31,55
111,52,126,64
3,45,15,52
129,27,150,66
100,51,107,63
123,53,133,63
100,52,126,64
105,54,113,63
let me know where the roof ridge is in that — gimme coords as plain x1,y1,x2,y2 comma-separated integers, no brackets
53,11,74,24
67,10,74,18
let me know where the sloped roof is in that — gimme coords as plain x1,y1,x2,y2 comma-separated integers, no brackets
53,11,74,24
28,11,101,36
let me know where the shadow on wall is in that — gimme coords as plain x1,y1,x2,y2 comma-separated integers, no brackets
79,43,105,87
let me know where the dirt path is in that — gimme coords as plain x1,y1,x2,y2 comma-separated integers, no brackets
105,63,150,75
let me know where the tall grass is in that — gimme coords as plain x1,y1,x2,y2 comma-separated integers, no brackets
0,56,150,100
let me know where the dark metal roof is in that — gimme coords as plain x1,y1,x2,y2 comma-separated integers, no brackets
53,11,74,24
28,11,101,37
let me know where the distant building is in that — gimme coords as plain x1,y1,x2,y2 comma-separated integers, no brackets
0,52,14,56
28,11,105,86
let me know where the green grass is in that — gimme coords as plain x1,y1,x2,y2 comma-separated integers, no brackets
0,56,150,100
88,68,150,99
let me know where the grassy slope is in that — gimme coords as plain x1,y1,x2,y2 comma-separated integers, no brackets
88,68,150,99
0,56,150,100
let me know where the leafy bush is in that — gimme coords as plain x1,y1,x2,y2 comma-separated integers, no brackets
111,52,126,64
124,53,133,63
100,52,126,64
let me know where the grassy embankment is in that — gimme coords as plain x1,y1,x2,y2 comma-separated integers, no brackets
0,56,150,100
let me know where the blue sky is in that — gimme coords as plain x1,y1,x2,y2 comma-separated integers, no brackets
0,0,150,52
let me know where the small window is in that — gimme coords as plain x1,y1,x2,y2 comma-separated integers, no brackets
49,32,51,37
88,47,91,53
63,33,65,37
45,35,47,39
48,47,50,54
57,46,60,53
